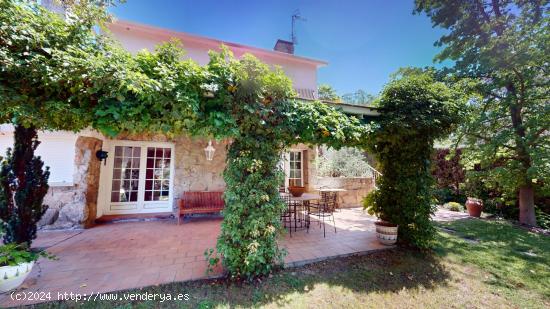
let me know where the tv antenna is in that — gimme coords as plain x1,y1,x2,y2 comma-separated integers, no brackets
291,10,306,45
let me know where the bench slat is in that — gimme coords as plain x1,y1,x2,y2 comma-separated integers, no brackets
176,191,224,224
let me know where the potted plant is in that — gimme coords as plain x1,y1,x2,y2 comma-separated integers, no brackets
363,192,398,245
465,197,483,217
463,175,484,217
0,244,39,292
288,179,305,197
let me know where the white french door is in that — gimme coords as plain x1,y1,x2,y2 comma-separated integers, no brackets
282,150,304,187
98,140,175,215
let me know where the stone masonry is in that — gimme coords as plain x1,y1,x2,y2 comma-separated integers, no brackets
40,136,102,229
316,177,375,208
38,132,372,228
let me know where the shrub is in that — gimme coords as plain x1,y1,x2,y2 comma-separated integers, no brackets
432,148,465,195
535,208,550,230
444,202,463,212
0,125,50,247
433,187,466,205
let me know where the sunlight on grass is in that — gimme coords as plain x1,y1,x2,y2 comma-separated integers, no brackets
435,219,550,308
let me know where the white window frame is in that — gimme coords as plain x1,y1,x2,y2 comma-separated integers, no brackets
284,150,304,187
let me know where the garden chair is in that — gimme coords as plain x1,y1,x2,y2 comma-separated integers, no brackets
309,191,337,237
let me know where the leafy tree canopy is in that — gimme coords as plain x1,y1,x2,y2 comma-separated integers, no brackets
341,90,378,106
415,0,550,225
0,0,111,130
317,84,341,102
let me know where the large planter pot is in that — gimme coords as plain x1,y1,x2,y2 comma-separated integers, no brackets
466,197,483,217
374,221,398,245
0,261,34,292
288,186,306,197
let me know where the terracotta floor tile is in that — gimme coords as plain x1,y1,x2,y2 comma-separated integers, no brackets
0,208,393,307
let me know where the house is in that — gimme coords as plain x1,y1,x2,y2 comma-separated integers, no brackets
0,20,376,229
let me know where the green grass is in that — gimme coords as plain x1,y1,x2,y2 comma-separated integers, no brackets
435,219,550,307
32,219,549,309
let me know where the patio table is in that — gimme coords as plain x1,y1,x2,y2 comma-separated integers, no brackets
288,192,321,202
282,193,321,232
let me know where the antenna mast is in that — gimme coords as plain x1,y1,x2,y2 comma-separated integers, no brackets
291,10,306,45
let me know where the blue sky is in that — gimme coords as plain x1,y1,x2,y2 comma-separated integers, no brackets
111,0,447,96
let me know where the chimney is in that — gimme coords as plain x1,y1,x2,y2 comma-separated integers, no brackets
274,39,294,54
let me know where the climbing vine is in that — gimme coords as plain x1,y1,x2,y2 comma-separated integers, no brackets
203,51,370,278
364,71,463,248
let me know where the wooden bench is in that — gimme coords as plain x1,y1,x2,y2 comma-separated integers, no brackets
175,191,224,224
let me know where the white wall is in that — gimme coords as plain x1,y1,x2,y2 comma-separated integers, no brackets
0,127,77,186
109,27,319,92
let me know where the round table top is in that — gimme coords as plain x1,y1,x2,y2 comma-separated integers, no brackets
284,193,321,201
317,188,347,192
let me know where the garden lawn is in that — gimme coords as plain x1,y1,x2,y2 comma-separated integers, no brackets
32,219,549,309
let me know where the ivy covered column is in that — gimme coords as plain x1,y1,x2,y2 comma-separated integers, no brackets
201,52,295,278
219,135,286,278
364,71,463,248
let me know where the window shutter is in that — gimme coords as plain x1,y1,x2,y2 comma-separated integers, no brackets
302,149,309,186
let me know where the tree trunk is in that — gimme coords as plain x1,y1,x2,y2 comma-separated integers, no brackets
519,185,536,226
506,83,536,227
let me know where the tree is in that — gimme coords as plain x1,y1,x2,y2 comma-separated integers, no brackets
431,148,466,203
0,0,118,131
415,0,550,226
0,0,117,246
317,147,373,177
364,71,463,248
317,84,341,101
204,50,370,278
341,90,377,106
0,125,50,247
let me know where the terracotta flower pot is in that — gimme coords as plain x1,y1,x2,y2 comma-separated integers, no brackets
466,197,483,217
288,186,305,197
374,221,398,245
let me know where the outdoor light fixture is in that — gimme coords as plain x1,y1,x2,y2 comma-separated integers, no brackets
96,150,109,165
204,140,216,161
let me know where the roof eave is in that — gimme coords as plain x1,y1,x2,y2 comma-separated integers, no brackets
108,20,328,67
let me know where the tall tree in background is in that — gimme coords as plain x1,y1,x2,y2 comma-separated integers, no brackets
341,90,377,106
415,0,549,225
317,84,341,102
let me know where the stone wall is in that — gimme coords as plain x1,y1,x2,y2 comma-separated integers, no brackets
172,136,228,198
38,131,322,228
106,133,229,202
40,136,102,229
316,177,375,208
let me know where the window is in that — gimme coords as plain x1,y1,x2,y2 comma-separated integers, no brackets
110,146,141,202
0,130,77,186
144,147,171,201
288,151,303,187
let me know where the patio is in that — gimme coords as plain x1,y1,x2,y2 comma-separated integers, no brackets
0,208,387,306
